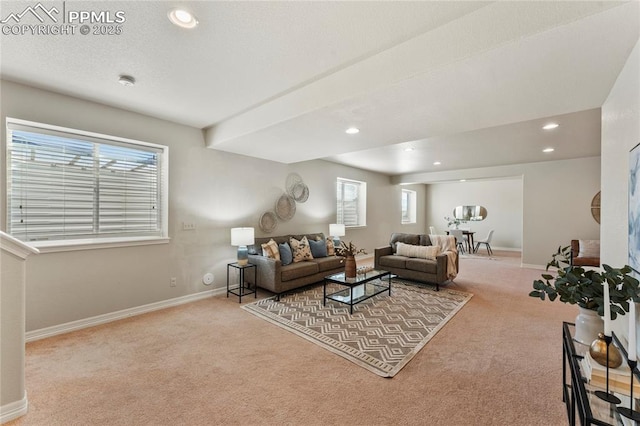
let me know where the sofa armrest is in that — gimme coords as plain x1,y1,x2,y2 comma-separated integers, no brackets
247,254,281,291
435,253,448,282
374,246,393,269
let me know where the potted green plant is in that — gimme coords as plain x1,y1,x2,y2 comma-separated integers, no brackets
529,245,640,343
444,216,463,229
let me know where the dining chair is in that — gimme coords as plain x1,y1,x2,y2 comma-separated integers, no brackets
474,230,494,255
449,229,465,254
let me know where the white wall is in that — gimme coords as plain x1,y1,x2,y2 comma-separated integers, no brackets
0,80,423,332
424,178,523,250
601,40,639,342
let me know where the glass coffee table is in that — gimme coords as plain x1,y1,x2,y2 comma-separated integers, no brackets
323,269,391,314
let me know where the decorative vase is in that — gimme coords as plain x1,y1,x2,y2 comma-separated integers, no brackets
345,255,357,278
574,306,604,345
589,332,623,368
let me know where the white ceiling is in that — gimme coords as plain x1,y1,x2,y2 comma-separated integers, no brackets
1,1,638,178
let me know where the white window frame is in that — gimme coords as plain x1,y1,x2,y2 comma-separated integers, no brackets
401,189,417,224
5,117,169,252
336,177,366,228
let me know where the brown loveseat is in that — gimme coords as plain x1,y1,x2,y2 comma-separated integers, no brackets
374,233,458,291
246,233,344,298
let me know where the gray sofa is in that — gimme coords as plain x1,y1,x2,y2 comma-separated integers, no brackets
246,232,345,298
374,233,458,291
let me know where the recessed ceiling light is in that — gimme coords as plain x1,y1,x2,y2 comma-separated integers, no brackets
118,75,135,86
433,161,441,166
543,123,559,130
345,127,360,135
543,147,555,153
404,147,414,152
460,179,467,182
168,8,198,29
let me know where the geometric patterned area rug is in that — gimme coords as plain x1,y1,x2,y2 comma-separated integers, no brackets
242,278,473,377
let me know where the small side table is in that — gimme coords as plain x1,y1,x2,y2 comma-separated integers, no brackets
227,262,257,303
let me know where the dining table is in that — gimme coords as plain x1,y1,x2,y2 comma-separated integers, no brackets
445,230,476,253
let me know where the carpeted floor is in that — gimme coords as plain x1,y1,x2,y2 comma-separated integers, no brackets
243,279,473,377
8,250,576,425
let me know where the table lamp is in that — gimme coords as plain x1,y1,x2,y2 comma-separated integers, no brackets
231,227,254,266
329,223,345,247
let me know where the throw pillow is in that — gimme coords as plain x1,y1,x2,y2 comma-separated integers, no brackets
325,238,335,256
261,239,280,261
279,242,293,266
579,240,600,258
289,236,314,263
309,238,328,258
395,242,441,260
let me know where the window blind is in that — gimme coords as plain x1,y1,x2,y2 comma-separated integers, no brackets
7,121,164,242
336,178,362,227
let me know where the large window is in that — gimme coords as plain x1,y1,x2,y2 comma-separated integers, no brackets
401,189,417,224
336,177,366,227
6,118,168,245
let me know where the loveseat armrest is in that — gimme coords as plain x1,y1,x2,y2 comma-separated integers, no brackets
247,254,281,291
374,246,393,269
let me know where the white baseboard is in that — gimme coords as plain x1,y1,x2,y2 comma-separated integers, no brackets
26,288,224,343
0,392,28,424
521,263,547,270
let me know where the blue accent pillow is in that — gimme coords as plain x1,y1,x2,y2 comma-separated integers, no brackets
279,242,293,266
309,238,328,258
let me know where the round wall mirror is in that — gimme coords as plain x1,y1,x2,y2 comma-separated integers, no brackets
453,205,488,221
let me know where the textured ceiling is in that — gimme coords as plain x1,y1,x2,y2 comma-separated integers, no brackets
1,1,638,177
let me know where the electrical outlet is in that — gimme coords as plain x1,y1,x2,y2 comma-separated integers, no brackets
182,222,196,231
170,277,177,287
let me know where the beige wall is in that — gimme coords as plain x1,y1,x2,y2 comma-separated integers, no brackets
601,40,639,341
425,178,523,250
0,80,425,332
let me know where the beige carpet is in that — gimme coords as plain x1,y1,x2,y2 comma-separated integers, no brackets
243,279,472,377
8,250,576,425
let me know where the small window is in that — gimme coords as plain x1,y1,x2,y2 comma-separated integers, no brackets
6,118,168,244
336,177,366,227
401,189,417,224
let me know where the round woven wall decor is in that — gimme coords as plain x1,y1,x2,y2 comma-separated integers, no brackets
259,211,278,233
591,191,601,225
275,194,296,221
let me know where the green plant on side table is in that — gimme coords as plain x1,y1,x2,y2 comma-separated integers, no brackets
529,245,640,344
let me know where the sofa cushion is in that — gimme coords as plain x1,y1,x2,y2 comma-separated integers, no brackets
279,242,293,266
378,255,407,269
396,242,440,260
406,258,438,274
419,234,432,246
290,236,314,263
389,233,421,253
281,261,319,282
309,238,328,258
313,256,344,272
261,239,280,260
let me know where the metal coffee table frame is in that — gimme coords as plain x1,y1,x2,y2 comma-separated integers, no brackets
323,269,391,314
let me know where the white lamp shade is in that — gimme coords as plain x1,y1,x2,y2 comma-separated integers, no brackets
231,227,255,246
329,224,345,237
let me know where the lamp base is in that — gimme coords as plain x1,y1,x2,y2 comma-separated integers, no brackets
237,245,248,266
